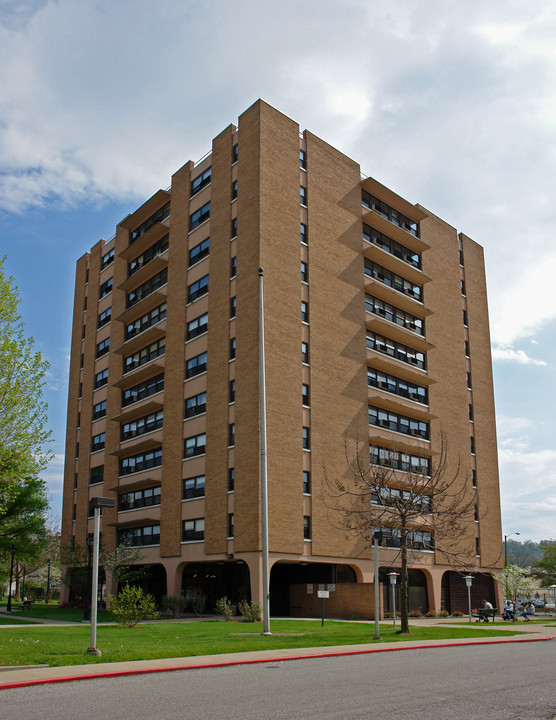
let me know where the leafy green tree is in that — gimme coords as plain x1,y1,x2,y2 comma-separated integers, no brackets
0,256,53,567
533,541,556,585
498,564,538,621
109,584,157,628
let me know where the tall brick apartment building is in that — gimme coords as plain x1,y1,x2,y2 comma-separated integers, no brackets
60,100,503,616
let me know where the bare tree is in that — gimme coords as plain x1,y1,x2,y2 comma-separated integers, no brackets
324,434,478,634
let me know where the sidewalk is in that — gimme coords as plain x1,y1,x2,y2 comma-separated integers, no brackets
1,615,554,690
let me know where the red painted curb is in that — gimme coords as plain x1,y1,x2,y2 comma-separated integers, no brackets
1,635,554,690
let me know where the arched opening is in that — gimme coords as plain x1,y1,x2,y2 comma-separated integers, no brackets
181,561,250,610
117,563,167,606
270,562,357,616
441,571,496,614
380,567,429,614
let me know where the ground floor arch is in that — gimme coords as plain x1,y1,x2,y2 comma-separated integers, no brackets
181,560,251,611
117,563,167,606
269,561,358,617
380,567,429,614
441,571,497,614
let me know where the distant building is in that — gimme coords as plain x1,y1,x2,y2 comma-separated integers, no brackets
60,100,502,616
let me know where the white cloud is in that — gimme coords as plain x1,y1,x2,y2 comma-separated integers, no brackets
492,346,547,366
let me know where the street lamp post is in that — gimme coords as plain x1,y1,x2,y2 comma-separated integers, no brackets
87,497,115,657
373,531,382,640
387,572,398,630
549,585,556,619
464,575,474,624
22,565,26,599
46,558,51,601
83,533,93,622
504,532,520,567
6,543,16,612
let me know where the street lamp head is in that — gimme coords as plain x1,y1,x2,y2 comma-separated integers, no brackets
463,575,474,587
387,572,398,586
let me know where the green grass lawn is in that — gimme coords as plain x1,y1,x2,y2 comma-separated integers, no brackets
0,619,522,668
0,602,114,623
0,615,40,625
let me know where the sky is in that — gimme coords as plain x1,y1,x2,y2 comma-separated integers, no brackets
1,0,555,542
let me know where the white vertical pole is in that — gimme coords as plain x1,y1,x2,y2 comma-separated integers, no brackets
259,268,271,635
88,507,102,655
374,535,381,640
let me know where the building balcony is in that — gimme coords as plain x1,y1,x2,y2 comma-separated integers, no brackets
367,390,436,421
365,314,435,354
111,398,165,425
114,322,166,357
113,357,166,389
365,277,433,318
111,434,163,457
362,240,432,286
116,287,167,325
118,253,169,292
362,209,429,255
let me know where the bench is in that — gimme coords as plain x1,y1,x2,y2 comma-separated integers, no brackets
22,600,32,612
472,608,497,622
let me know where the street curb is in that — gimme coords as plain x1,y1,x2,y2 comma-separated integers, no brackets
1,635,554,690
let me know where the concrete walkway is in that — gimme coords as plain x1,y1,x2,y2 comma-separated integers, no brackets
0,614,554,689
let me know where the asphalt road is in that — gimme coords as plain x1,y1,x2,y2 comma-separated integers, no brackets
2,642,555,720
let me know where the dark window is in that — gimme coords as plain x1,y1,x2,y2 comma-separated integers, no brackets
472,470,477,487
78,382,82,398
101,247,115,270
187,312,208,341
231,218,237,239
99,277,113,299
369,406,429,440
125,302,166,341
189,237,210,267
74,472,78,489
96,338,110,358
120,448,162,476
229,337,236,360
228,467,235,492
467,372,472,389
230,296,236,319
119,486,161,511
366,332,426,370
93,400,107,420
300,186,307,206
91,432,106,452
128,234,169,276
301,301,308,323
77,412,80,428
302,342,309,364
187,274,209,303
231,180,237,200
80,353,84,369
463,310,468,326
365,294,424,335
465,341,470,357
364,258,422,301
303,470,311,494
370,445,430,476
470,436,475,454
228,513,234,538
303,516,311,540
362,191,419,237
300,149,307,169
367,367,428,404
302,384,310,406
228,423,235,447
90,465,104,485
118,524,160,547
124,337,165,373
461,280,466,296
82,325,86,340
126,268,168,308
183,475,205,500
363,223,421,269
184,433,206,458
98,307,112,328
186,351,207,379
190,167,211,197
475,537,480,555
121,410,163,441
230,255,237,278
301,261,308,283
303,426,310,450
189,201,211,231
469,404,474,421
459,250,465,266
232,144,238,163
122,373,164,406
130,202,170,244
301,223,307,244
185,392,207,419
182,518,205,542
229,379,235,403
83,296,87,311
